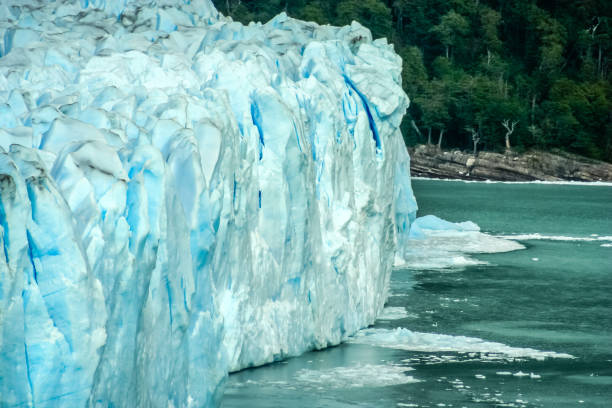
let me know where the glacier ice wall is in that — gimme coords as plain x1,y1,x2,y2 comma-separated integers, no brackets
0,0,417,406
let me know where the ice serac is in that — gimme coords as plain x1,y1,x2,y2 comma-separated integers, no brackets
0,0,417,406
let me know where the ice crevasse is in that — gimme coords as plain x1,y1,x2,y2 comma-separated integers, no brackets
0,0,418,406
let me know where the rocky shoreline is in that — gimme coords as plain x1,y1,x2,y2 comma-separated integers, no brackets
408,144,612,182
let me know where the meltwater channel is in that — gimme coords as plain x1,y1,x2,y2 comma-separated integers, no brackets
222,179,612,408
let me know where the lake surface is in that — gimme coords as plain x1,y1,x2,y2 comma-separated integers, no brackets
221,179,612,407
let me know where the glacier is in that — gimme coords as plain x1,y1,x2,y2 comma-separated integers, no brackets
0,0,417,406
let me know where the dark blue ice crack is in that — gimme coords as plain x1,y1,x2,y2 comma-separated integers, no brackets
165,277,173,327
232,179,237,204
3,29,14,56
292,121,302,152
0,201,10,265
250,100,264,160
24,341,34,403
181,277,190,312
22,291,35,400
25,231,38,284
343,75,382,155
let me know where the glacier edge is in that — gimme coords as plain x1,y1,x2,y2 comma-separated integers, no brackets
0,1,418,406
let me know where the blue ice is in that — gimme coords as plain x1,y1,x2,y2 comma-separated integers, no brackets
0,1,417,407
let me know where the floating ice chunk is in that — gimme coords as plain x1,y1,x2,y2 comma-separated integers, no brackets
350,328,574,360
396,215,524,270
294,364,419,389
409,215,479,238
377,307,410,321
499,233,612,242
395,252,485,270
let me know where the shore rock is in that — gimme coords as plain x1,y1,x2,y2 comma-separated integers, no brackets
409,145,612,182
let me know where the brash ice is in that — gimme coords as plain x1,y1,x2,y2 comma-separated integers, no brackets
0,0,417,406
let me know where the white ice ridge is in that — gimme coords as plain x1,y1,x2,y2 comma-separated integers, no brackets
294,364,420,388
377,306,411,321
498,233,612,242
395,215,524,269
0,0,417,407
351,328,574,360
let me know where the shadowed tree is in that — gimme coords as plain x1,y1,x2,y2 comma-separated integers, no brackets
336,0,392,39
429,9,469,60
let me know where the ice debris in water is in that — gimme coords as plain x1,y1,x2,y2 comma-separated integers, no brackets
377,306,411,321
350,328,574,360
396,215,525,269
294,364,420,389
0,0,417,406
499,233,612,242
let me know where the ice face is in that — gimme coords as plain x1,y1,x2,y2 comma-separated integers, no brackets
0,1,416,406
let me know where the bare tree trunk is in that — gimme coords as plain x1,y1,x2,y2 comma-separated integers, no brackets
225,0,231,15
466,127,480,157
437,129,445,150
427,127,432,145
502,119,518,152
410,120,423,141
531,95,536,125
598,45,603,78
445,46,449,59
396,7,403,35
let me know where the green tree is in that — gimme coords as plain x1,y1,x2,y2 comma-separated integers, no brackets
298,1,331,24
414,79,453,148
541,79,611,159
429,10,470,60
336,0,393,39
479,6,502,65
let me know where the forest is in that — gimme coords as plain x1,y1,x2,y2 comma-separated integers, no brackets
212,0,611,162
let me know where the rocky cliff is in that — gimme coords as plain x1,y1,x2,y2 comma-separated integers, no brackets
409,145,612,182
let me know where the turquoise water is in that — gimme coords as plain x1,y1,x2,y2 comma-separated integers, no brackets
222,179,612,407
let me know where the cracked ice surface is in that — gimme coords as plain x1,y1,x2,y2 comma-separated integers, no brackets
0,0,416,406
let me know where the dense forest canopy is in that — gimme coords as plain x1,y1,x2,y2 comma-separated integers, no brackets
213,0,612,162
